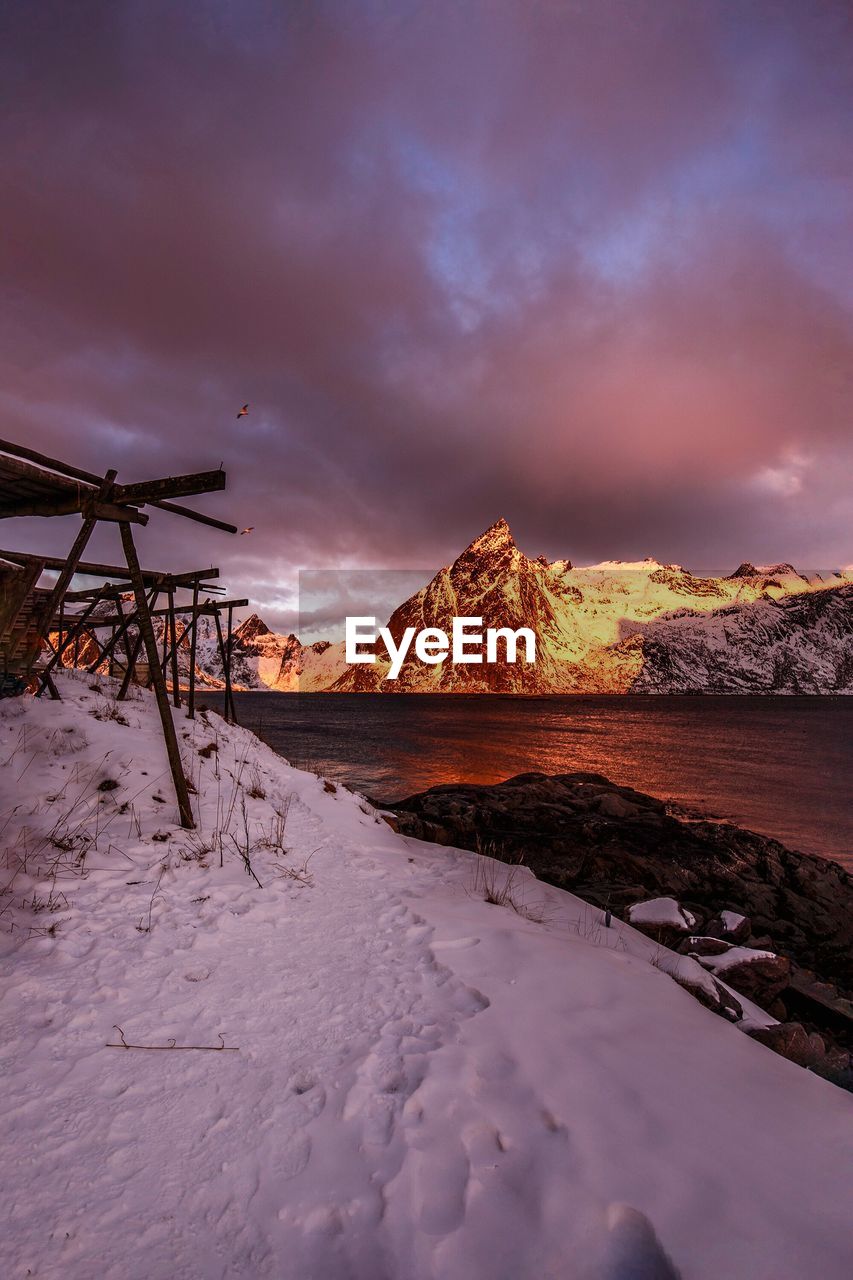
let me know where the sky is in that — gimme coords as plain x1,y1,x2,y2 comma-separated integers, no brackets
1,0,852,630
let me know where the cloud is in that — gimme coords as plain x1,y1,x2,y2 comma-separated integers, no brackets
1,1,852,624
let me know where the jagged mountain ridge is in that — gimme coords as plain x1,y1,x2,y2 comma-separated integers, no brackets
205,519,853,693
58,521,853,693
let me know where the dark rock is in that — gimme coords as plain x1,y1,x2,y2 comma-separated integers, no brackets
596,792,642,819
747,1022,826,1069
696,949,791,1005
681,936,731,957
705,912,751,944
384,770,853,1055
714,980,744,1023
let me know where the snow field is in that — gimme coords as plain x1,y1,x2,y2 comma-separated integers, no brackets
0,671,851,1280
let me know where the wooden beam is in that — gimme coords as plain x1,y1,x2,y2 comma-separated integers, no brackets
59,585,132,602
214,609,234,725
0,557,44,651
168,589,181,708
84,598,140,676
2,497,89,519
24,470,117,672
147,499,238,534
86,501,148,526
0,549,219,587
226,604,238,725
53,598,247,626
116,470,226,505
36,595,102,693
113,593,135,680
120,524,194,828
187,580,200,720
0,437,103,486
0,453,94,500
117,629,144,700
0,440,235,532
117,585,158,701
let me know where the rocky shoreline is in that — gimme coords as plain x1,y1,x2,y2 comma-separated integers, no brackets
381,771,853,1079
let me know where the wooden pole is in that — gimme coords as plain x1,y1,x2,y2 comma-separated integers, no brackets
187,580,199,719
120,524,194,829
37,596,101,694
160,599,169,679
113,592,135,677
23,470,117,673
214,609,233,725
85,601,140,675
226,604,238,725
168,588,181,708
117,627,145,701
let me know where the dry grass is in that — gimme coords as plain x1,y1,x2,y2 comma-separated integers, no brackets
468,838,549,923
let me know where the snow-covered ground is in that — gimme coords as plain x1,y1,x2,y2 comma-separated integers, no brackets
1,672,851,1280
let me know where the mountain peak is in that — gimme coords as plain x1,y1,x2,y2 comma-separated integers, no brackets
728,562,759,579
466,517,517,555
235,613,270,642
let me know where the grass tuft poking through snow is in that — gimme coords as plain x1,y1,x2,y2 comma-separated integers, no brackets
0,670,851,1280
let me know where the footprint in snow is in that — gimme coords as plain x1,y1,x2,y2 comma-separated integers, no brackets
183,968,211,982
581,1203,682,1280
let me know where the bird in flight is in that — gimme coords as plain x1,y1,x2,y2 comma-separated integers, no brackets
240,527,254,536
237,403,249,419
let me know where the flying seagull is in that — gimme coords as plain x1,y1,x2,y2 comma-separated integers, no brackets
237,403,249,419
240,527,254,535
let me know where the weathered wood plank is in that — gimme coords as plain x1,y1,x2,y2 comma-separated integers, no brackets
116,470,226,504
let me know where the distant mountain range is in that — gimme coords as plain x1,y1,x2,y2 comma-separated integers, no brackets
196,519,853,694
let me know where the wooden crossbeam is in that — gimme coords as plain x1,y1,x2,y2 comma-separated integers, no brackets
51,598,248,627
115,470,226,505
147,499,238,535
0,455,143,524
58,581,221,603
0,453,94,499
0,549,219,588
3,497,143,522
86,501,148,526
0,440,235,532
0,437,102,486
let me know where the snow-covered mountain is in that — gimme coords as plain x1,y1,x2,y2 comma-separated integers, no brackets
215,519,853,693
58,521,853,692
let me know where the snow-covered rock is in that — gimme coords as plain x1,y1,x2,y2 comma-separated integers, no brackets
694,945,791,1004
1,673,852,1279
705,910,751,944
627,897,697,933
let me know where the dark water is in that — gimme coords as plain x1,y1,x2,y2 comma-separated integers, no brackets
203,693,853,868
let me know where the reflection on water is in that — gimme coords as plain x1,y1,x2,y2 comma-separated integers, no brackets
204,693,852,868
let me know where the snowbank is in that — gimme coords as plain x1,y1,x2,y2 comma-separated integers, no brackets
1,672,851,1280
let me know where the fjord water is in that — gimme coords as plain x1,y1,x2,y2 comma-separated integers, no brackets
213,694,852,868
